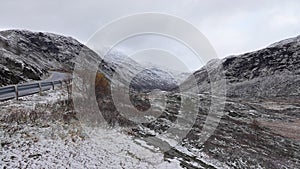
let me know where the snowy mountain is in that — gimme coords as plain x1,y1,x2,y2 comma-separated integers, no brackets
0,29,188,92
1,29,299,168
99,50,188,92
132,35,300,168
181,34,300,98
0,30,104,86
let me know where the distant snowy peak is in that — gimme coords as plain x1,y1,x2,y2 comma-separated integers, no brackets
98,50,185,91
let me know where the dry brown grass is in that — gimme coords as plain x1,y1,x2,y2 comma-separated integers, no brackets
95,72,110,95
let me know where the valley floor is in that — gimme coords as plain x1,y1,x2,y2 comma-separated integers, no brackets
1,87,299,169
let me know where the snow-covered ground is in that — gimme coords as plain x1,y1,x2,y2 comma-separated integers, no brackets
0,89,183,168
1,127,182,168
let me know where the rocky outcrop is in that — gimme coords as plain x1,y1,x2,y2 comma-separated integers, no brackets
182,35,300,99
0,30,92,86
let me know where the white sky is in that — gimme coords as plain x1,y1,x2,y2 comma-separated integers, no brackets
0,0,299,70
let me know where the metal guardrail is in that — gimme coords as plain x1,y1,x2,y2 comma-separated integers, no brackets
0,79,71,101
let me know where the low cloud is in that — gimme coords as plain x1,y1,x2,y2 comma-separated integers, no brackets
0,0,299,69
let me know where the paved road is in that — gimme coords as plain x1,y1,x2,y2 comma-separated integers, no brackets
0,71,70,101
46,71,70,82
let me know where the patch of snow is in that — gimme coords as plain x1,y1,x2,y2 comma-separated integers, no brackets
0,89,183,168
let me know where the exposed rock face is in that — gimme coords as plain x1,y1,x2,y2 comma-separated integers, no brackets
187,35,300,99
0,30,92,86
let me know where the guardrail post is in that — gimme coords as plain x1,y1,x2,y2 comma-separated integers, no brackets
14,85,19,100
38,82,42,94
60,80,63,88
52,81,55,90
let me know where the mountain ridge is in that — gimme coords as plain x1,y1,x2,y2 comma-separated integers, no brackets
0,29,300,168
179,33,300,99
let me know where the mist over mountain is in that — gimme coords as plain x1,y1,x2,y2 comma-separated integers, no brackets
0,30,188,92
98,50,189,92
0,29,299,168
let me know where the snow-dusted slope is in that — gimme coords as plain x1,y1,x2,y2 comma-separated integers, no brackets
138,35,300,168
101,50,189,92
268,35,300,48
0,89,182,169
181,34,300,98
0,30,98,86
0,29,186,92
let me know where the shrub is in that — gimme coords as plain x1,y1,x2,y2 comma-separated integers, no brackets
95,72,110,95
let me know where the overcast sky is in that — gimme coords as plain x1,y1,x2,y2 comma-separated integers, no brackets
1,0,300,70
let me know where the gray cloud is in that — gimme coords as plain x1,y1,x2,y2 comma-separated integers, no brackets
0,0,299,69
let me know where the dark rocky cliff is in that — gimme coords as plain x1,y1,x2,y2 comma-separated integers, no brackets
182,35,300,99
0,30,92,86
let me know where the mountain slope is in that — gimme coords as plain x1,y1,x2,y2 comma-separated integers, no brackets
131,35,300,168
100,50,182,92
1,29,299,168
0,30,99,86
0,30,185,92
182,35,300,99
